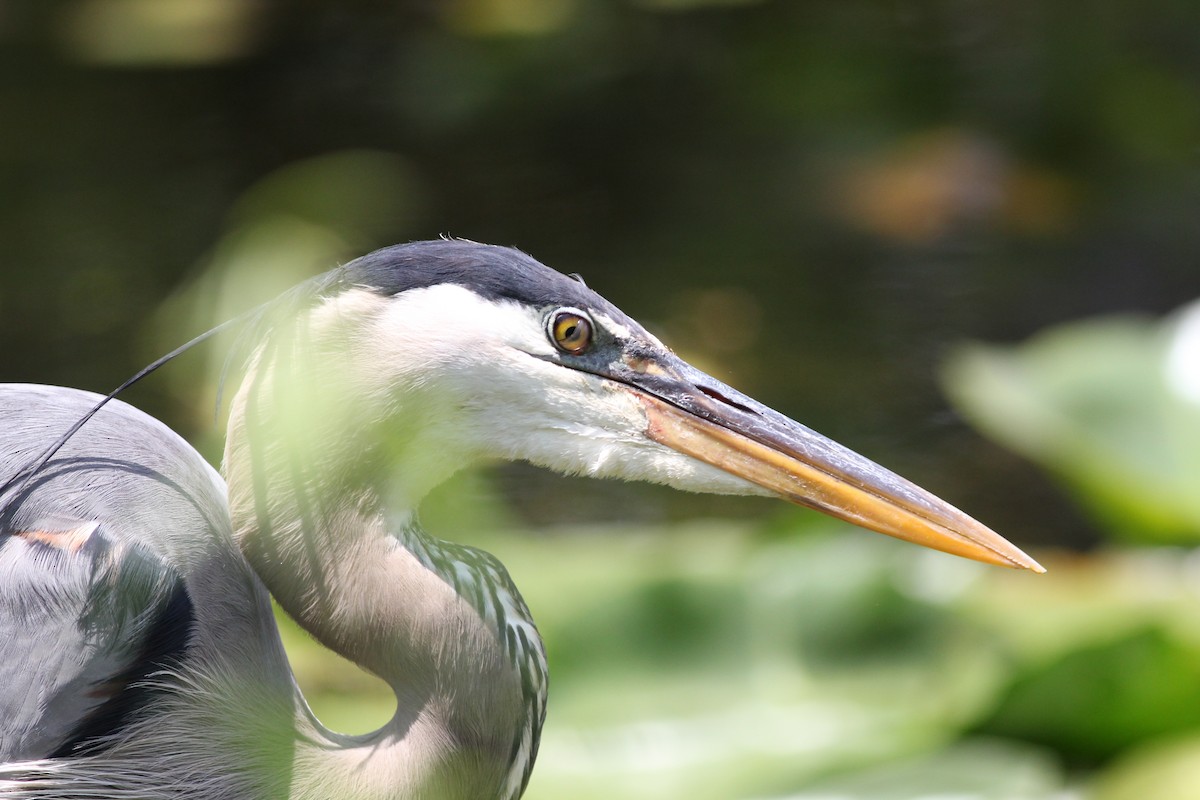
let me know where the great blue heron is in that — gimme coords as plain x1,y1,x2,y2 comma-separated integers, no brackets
0,240,1042,799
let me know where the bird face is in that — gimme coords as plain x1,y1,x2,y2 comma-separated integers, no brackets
321,242,1040,573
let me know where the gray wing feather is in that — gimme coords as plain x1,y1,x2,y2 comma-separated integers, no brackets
0,385,222,761
0,519,187,759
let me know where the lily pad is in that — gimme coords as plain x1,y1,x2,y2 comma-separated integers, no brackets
942,303,1200,543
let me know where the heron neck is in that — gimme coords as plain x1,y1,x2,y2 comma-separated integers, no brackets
222,361,545,799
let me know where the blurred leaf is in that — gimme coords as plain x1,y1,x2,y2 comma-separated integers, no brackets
976,626,1200,764
551,574,750,674
57,0,266,65
1094,734,1200,800
481,522,1020,799
145,150,424,459
960,549,1200,667
1100,63,1200,164
277,523,1200,797
749,533,960,671
421,465,517,537
943,306,1200,543
230,151,422,249
784,738,1064,800
442,0,577,36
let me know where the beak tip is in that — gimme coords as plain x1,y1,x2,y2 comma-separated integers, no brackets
979,537,1044,574
1017,554,1047,574
957,526,1046,574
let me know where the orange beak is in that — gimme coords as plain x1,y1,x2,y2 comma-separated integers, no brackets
615,356,1042,573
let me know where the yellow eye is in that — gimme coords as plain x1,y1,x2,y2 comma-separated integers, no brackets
551,311,593,355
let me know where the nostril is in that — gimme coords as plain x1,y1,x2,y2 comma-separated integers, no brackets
698,385,758,415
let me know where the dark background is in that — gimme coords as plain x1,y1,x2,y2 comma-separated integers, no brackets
3,0,1199,552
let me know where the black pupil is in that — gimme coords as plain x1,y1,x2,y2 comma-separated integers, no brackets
555,314,588,352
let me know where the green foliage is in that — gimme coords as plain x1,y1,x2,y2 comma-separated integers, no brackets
943,306,1200,543
754,535,955,670
280,511,1200,798
978,626,1200,765
554,575,750,671
1094,735,1200,800
794,740,1063,800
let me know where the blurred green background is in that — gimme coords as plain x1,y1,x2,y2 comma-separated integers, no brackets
2,1,1200,797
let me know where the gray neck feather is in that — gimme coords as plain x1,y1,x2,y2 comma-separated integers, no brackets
221,338,546,800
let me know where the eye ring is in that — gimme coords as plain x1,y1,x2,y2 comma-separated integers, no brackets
548,309,594,355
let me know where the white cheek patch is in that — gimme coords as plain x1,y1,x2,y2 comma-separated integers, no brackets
368,284,558,361
306,284,767,501
310,284,559,405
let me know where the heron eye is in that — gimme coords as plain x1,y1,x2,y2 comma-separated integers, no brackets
550,311,593,355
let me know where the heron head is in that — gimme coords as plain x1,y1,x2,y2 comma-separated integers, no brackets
241,239,1041,573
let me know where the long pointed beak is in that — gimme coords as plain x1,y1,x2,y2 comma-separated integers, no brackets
623,358,1043,573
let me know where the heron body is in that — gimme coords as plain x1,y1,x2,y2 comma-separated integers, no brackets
0,241,1041,799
